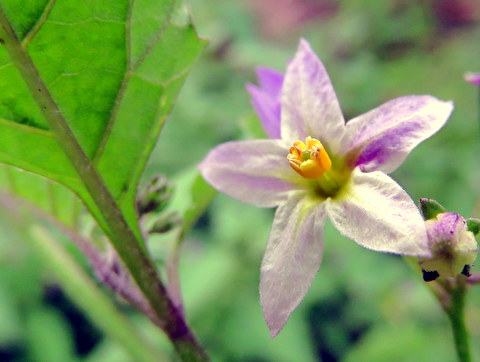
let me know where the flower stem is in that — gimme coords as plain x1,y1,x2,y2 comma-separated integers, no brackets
442,279,472,362
0,6,208,361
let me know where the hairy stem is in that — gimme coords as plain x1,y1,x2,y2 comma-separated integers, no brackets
0,6,207,361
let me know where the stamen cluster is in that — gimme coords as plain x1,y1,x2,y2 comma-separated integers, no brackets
287,136,332,179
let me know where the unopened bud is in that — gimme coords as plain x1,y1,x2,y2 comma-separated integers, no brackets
419,212,478,281
136,175,172,215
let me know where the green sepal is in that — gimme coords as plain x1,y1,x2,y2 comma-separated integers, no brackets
419,198,447,220
466,218,480,236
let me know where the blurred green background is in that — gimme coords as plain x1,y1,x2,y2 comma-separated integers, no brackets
1,0,480,361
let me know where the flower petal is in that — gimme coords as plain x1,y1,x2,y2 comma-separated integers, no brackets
246,67,283,139
256,66,284,95
199,139,301,207
281,39,345,152
343,95,453,173
326,168,430,257
260,192,326,337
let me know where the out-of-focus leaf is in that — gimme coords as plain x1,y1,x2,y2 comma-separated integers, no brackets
182,173,216,232
30,225,161,362
0,283,21,344
25,307,75,362
240,114,267,139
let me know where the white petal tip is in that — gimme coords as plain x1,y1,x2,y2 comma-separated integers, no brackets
445,100,455,113
427,97,454,119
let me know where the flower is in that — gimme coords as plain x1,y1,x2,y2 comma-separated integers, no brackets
464,72,480,86
199,39,454,336
420,213,478,279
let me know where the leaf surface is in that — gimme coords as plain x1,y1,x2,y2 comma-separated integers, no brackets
0,0,206,234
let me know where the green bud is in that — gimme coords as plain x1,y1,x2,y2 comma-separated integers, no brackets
419,198,447,220
149,211,183,234
136,175,172,215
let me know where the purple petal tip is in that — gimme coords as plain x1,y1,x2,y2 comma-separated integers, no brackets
464,72,480,87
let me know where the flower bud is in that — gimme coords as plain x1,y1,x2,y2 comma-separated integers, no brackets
419,212,478,281
149,211,183,234
136,175,172,215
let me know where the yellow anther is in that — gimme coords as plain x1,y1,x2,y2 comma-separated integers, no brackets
288,137,332,179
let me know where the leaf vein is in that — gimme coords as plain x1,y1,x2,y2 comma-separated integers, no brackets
0,117,55,136
92,5,180,164
0,151,79,184
21,0,57,47
46,17,125,26
92,0,134,164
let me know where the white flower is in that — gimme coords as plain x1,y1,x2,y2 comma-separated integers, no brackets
200,39,454,336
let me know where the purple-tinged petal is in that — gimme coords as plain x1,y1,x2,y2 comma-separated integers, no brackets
199,139,302,207
246,67,284,139
256,67,284,95
326,168,430,257
464,72,480,87
281,39,346,152
343,96,453,174
260,192,326,337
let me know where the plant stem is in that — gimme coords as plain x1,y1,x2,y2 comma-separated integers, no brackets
442,279,471,362
0,6,207,361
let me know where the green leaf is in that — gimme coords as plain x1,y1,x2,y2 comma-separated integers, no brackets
0,0,206,236
0,165,84,228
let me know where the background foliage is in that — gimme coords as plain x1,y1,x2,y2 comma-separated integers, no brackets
1,0,479,361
